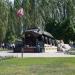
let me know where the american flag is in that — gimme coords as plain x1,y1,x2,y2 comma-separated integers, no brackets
17,8,24,17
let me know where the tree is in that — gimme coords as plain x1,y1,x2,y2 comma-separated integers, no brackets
4,0,75,43
45,0,75,42
0,0,9,43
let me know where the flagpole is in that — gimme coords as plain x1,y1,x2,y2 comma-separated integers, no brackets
21,16,23,35
17,7,24,58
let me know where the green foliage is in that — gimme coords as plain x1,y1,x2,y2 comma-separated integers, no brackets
0,0,9,43
0,0,75,43
45,0,75,42
5,31,16,43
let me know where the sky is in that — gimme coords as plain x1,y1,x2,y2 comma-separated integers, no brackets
9,0,14,3
9,0,14,5
9,0,14,2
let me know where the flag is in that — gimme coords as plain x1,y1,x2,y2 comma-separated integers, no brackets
17,8,24,17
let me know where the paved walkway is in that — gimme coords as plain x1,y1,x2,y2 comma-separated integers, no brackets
0,50,75,57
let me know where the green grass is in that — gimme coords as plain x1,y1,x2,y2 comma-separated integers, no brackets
0,57,75,75
0,48,8,51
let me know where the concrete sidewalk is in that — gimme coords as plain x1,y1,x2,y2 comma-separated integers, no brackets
0,50,75,57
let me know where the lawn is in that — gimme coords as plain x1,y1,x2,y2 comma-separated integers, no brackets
0,57,75,75
0,48,9,51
